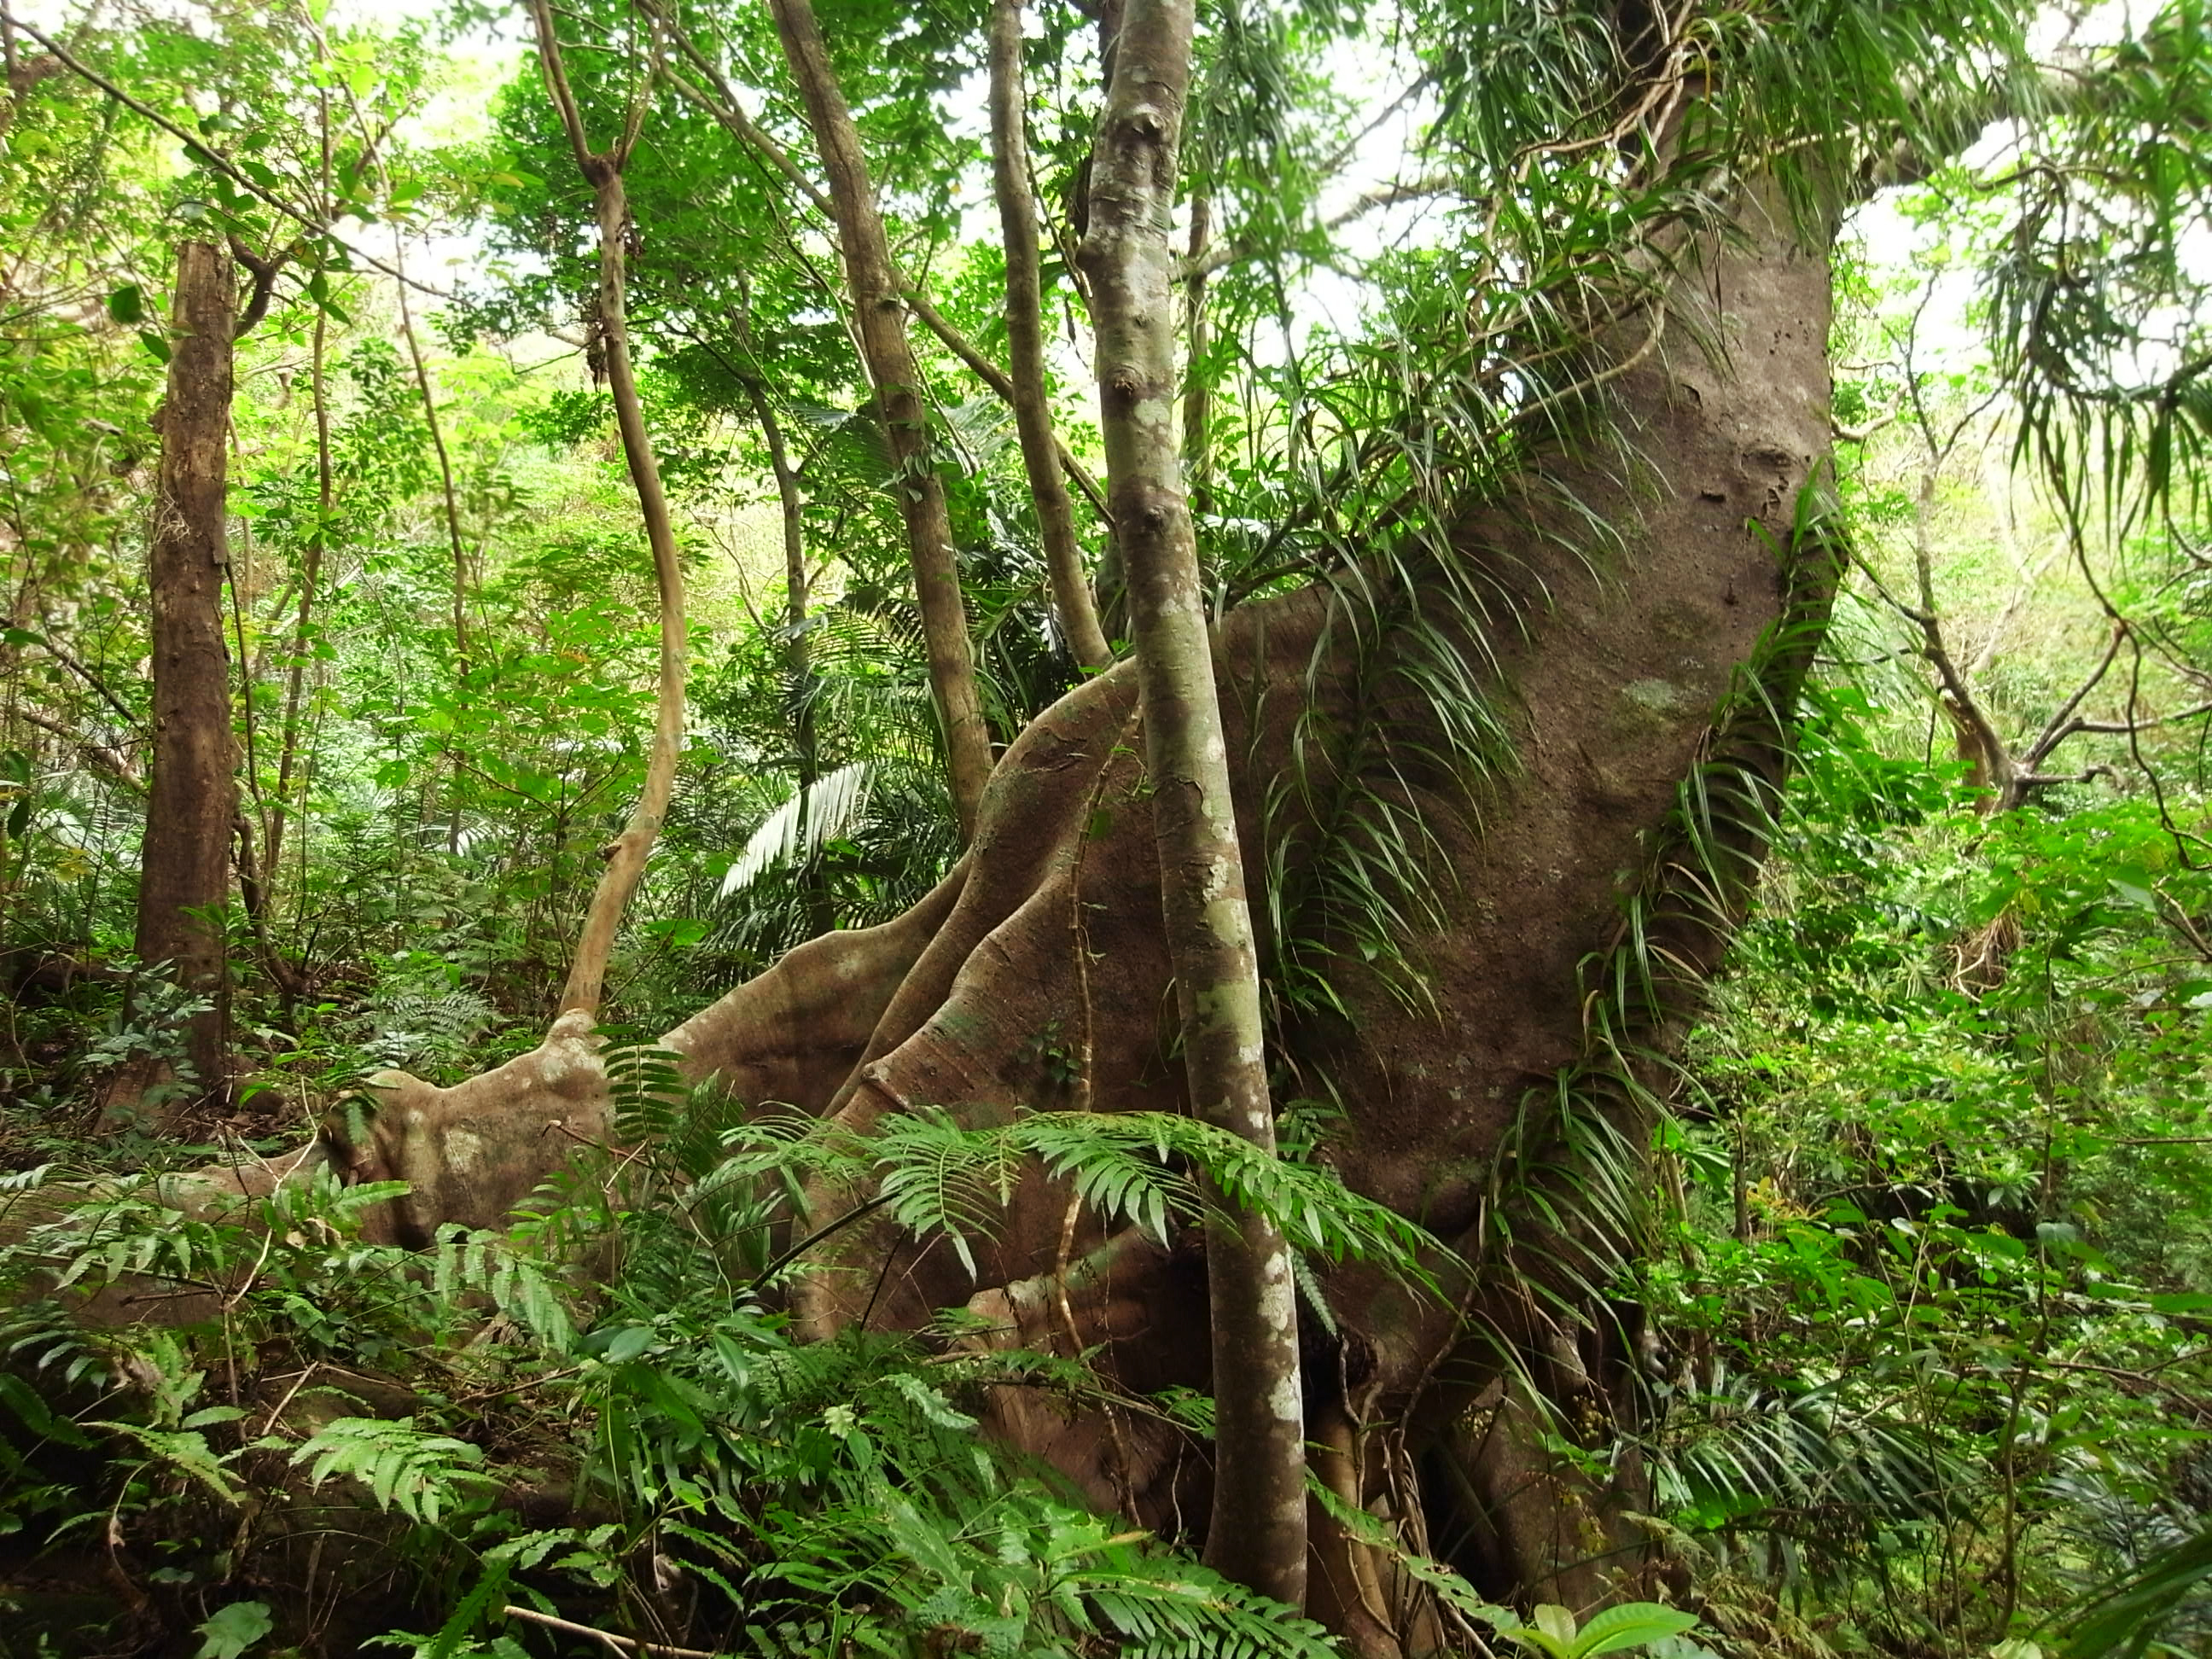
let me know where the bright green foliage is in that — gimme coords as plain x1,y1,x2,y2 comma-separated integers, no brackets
1639,691,2212,1653
291,1417,492,1526
709,1103,1452,1289
0,1066,1467,1653
7,0,2212,1653
1491,1602,1704,1659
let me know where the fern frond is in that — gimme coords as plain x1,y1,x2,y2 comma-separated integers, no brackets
290,1416,492,1526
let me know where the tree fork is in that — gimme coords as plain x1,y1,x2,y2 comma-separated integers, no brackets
1080,0,1307,1607
527,0,690,1020
765,0,994,839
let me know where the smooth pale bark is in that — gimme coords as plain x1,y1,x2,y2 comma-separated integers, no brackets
1079,0,1307,1607
765,0,994,840
988,0,1113,671
132,238,240,1106
650,20,1111,529
527,1,690,1019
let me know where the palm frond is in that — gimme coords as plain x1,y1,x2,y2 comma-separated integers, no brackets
720,760,874,899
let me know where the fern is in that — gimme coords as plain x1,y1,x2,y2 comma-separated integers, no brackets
719,760,873,898
727,1105,1454,1294
290,1416,492,1526
89,1421,246,1505
430,1225,575,1350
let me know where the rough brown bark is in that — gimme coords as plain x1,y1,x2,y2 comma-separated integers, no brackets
527,0,690,1020
129,239,240,1111
765,0,995,840
989,0,1114,672
1080,0,1307,1607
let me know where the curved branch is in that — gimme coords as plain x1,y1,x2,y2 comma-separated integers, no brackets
527,0,690,1019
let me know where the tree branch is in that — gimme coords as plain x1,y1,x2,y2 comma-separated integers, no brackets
527,0,691,1018
1,10,448,300
17,709,142,790
1179,170,1457,282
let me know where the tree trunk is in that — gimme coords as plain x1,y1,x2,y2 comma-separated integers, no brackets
325,168,1837,1639
767,0,995,840
128,238,239,1115
1181,189,1214,520
1080,0,1306,1606
989,0,1115,672
742,370,833,937
527,0,690,1021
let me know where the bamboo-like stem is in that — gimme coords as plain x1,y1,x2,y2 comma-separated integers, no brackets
527,0,690,1019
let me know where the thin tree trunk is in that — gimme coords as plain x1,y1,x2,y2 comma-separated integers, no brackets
265,309,329,891
765,0,994,840
1181,188,1214,520
988,0,1113,672
132,238,239,1107
741,370,832,936
651,20,1110,528
1080,0,1307,1608
528,1,690,1020
393,240,473,725
266,84,335,898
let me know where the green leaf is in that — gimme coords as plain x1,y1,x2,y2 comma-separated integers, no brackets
107,284,145,325
1534,1605,1579,1644
194,1600,272,1659
1573,1604,1703,1658
140,329,172,364
2150,1292,2212,1316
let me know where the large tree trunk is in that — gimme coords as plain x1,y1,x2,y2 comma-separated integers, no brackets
126,239,239,1117
329,176,1836,1637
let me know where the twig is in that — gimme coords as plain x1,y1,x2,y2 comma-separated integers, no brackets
17,709,143,789
1180,171,1458,282
742,1192,893,1293
452,1364,585,1407
258,1362,321,1436
1,12,447,299
499,1606,720,1659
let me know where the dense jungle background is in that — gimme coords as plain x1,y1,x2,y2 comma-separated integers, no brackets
1,0,2210,1654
